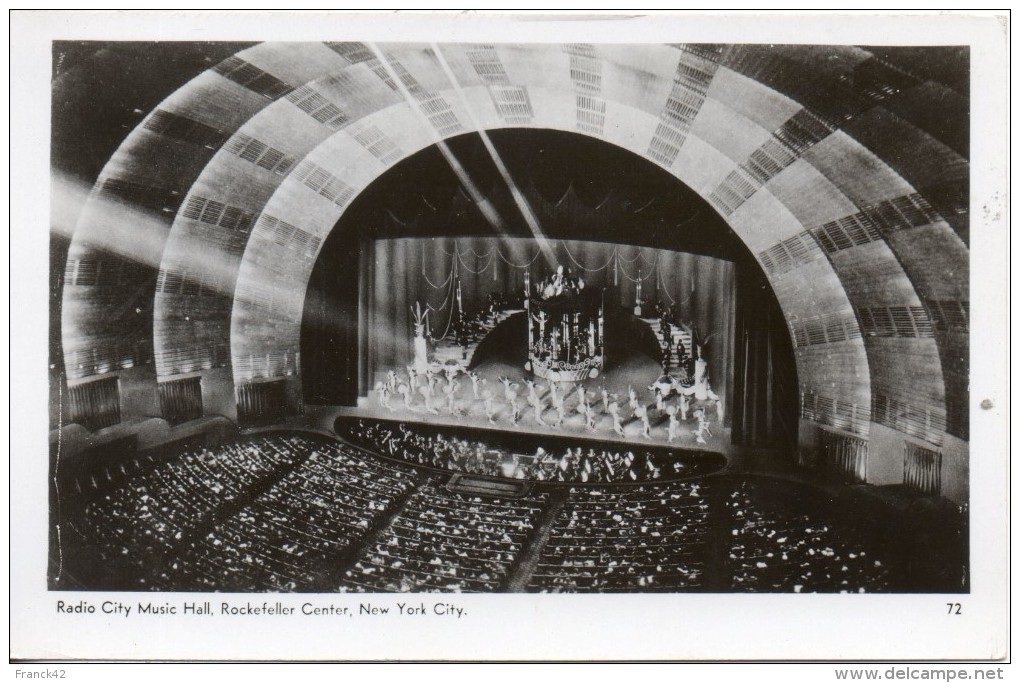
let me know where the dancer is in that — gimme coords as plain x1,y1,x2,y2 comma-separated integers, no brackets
406,364,418,389
397,381,413,410
524,379,546,426
634,403,652,439
468,371,482,399
418,382,439,415
374,381,393,412
481,384,497,424
651,384,665,411
549,387,566,428
679,393,690,421
582,399,598,432
601,386,610,413
666,405,681,442
608,400,626,437
499,377,521,426
443,378,461,416
693,408,713,445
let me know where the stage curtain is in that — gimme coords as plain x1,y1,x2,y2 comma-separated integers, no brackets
733,297,799,448
368,237,736,409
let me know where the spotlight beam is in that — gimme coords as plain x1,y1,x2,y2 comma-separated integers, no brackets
429,43,556,268
366,43,506,232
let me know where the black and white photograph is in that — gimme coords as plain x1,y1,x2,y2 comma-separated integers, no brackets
11,10,1009,664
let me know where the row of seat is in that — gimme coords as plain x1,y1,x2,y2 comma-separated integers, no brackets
78,435,310,585
528,483,712,592
725,481,891,593
159,441,421,591
67,432,896,594
339,482,549,593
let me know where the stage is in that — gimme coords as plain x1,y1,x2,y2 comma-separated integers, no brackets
353,340,732,455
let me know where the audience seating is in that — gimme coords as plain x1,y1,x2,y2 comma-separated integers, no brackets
528,482,711,592
339,482,548,593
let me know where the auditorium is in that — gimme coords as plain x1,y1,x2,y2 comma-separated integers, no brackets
49,41,970,594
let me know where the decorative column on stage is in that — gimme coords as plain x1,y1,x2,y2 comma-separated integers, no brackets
411,302,430,374
598,304,604,362
455,278,463,321
524,270,531,348
634,269,643,316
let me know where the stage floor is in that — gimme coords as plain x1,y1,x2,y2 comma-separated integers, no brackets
349,349,732,456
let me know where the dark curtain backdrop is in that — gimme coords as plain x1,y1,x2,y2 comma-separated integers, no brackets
731,269,799,448
367,237,736,409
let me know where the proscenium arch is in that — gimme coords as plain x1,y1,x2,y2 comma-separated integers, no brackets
298,128,790,421
58,42,968,481
227,91,874,427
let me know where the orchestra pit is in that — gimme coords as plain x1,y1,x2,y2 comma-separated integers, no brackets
50,42,969,593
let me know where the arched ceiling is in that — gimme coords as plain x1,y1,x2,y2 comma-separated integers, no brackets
59,41,969,445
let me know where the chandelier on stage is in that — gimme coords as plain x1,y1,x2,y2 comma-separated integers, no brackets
524,266,605,382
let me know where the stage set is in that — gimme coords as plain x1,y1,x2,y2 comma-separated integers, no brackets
354,240,733,453
302,131,797,469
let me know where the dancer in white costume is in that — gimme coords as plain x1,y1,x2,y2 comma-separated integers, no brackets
374,381,393,412
601,387,610,413
405,364,418,390
418,383,439,415
443,379,461,416
499,377,521,426
547,381,561,415
468,371,482,399
410,303,431,374
693,408,713,445
608,401,626,437
524,379,546,426
581,399,598,432
650,385,664,412
553,397,566,428
481,383,497,424
666,405,681,442
426,368,440,396
397,382,413,410
634,403,652,439
628,385,639,413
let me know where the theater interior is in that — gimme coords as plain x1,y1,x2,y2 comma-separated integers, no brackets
49,41,970,594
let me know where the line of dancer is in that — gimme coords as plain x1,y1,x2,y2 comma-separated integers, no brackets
375,361,725,445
